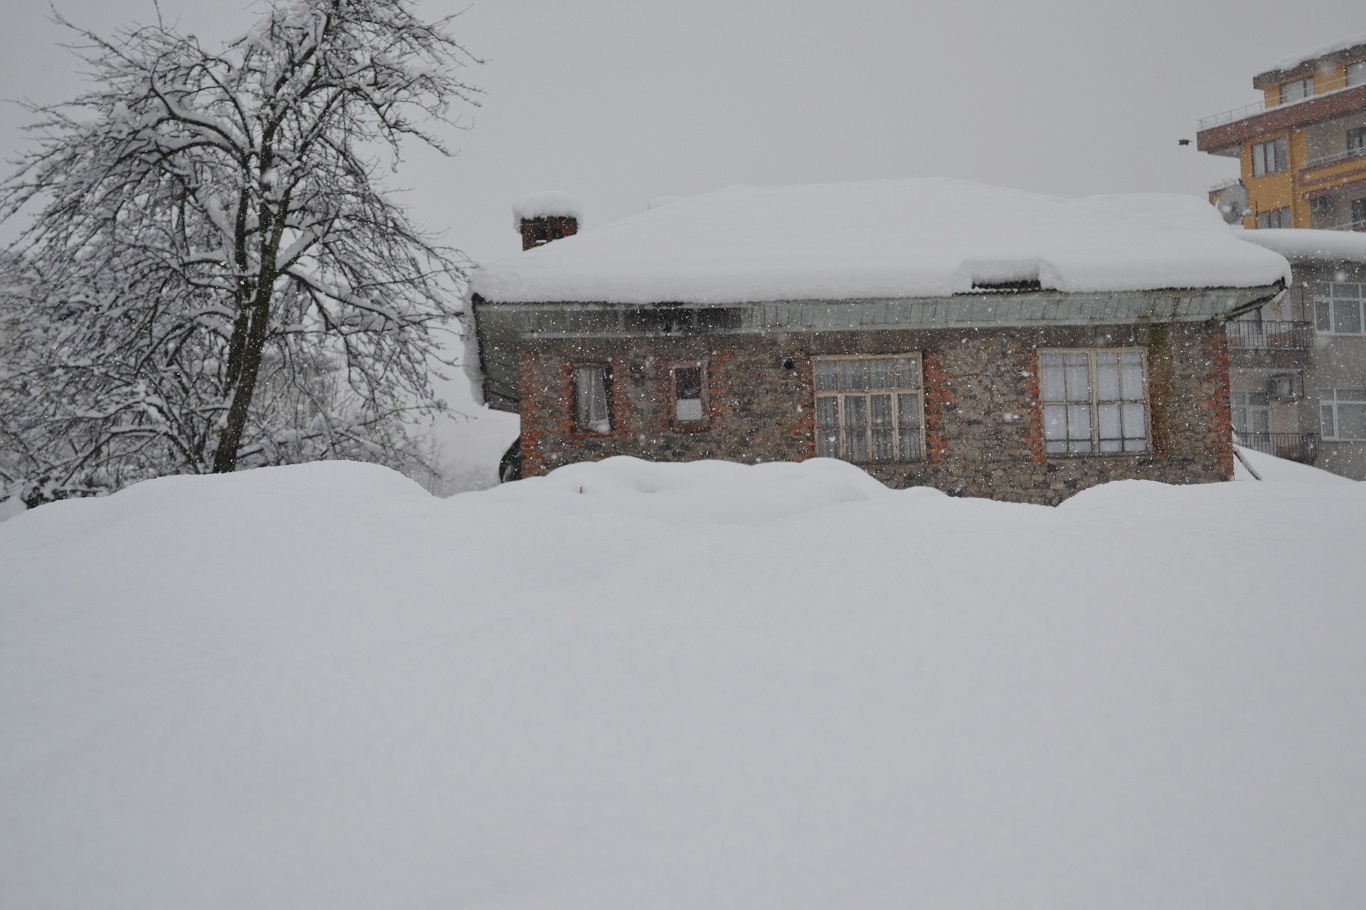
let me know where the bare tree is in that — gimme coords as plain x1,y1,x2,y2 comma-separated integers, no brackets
0,0,479,504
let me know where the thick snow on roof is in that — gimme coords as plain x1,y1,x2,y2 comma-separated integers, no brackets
1264,32,1366,75
511,190,582,231
1236,227,1366,264
473,179,1290,305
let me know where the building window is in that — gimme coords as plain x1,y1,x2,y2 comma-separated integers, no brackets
1255,207,1291,229
1348,127,1366,156
1280,76,1314,104
1040,349,1149,455
1231,391,1271,440
1354,198,1366,229
670,363,707,428
574,364,611,433
1348,60,1366,87
814,354,924,464
1251,137,1289,176
1320,389,1366,441
1314,282,1366,334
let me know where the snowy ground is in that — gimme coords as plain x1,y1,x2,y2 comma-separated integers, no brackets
1,458,1364,909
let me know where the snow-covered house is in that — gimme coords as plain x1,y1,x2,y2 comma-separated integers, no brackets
468,179,1290,503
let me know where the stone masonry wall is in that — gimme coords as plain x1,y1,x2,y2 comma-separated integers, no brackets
515,322,1233,505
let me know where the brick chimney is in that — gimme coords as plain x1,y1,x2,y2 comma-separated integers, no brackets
513,191,581,251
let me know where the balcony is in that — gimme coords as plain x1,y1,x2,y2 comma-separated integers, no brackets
1196,81,1366,153
1234,432,1319,463
1200,72,1361,130
1225,320,1313,349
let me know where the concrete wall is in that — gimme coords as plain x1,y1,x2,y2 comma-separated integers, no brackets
515,321,1233,505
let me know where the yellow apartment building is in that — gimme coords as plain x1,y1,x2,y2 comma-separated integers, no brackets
1197,36,1366,230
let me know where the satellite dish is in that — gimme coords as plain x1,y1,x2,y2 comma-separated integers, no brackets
1213,182,1248,225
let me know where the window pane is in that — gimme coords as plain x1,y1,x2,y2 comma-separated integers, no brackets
845,396,868,463
893,357,919,389
1321,404,1336,439
1350,61,1366,87
869,358,895,389
814,361,839,391
1065,361,1090,403
1232,404,1247,435
1334,299,1362,334
1249,406,1270,434
1317,300,1333,332
870,428,895,463
1040,360,1065,402
674,366,702,400
839,359,870,391
1097,402,1121,440
1095,355,1121,400
1122,403,1147,440
1340,403,1366,440
898,428,921,460
676,398,703,422
1120,360,1144,400
1067,404,1091,441
817,429,839,458
871,394,893,424
1275,137,1289,170
896,394,920,428
816,395,839,429
1043,404,1068,441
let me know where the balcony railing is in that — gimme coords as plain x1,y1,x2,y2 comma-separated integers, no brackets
1225,320,1313,349
1199,72,1361,130
1304,145,1366,170
1234,432,1319,463
1313,219,1366,232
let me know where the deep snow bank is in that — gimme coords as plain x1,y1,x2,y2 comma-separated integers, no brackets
2,459,1364,910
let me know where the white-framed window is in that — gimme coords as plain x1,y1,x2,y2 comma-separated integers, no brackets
1313,282,1366,334
1231,391,1271,438
1320,388,1366,441
1347,60,1366,87
1348,127,1366,155
1040,349,1149,455
1280,76,1315,103
1252,137,1289,176
814,354,924,464
670,362,707,428
1256,206,1292,228
574,364,611,433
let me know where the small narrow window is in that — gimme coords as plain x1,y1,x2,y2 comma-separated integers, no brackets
1251,138,1289,177
671,363,707,428
574,365,611,433
1348,60,1366,88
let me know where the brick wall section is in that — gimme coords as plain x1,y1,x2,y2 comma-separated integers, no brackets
515,321,1233,505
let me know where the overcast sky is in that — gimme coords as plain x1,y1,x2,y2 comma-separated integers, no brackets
1,0,1362,463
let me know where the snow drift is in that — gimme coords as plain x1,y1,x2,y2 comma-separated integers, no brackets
1,458,1364,910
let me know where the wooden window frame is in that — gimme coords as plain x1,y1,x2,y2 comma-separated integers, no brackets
813,353,925,465
572,363,612,434
1038,347,1151,457
667,360,709,431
